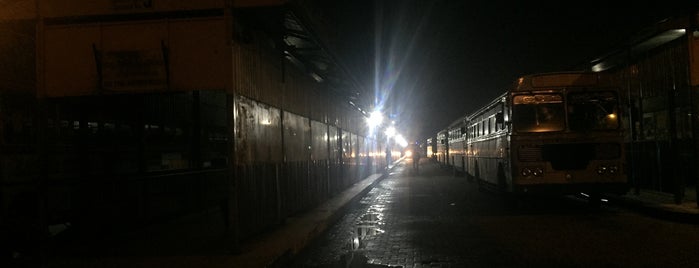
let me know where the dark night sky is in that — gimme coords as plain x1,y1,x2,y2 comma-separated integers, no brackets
322,0,695,142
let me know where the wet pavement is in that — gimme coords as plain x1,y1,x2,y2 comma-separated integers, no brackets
287,159,699,268
288,160,511,267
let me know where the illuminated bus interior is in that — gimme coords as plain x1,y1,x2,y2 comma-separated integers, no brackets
512,94,565,132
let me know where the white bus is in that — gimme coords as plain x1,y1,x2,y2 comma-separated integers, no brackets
465,72,628,203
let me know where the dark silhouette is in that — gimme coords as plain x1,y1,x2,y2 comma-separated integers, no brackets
411,146,421,173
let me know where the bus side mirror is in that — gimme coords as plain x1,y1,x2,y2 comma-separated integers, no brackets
495,112,504,124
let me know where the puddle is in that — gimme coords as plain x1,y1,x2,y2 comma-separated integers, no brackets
359,212,381,222
295,185,398,267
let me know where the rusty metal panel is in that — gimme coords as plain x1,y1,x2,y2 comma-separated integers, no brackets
279,70,308,116
357,135,367,178
310,120,328,161
327,125,341,194
231,43,284,108
283,111,310,162
234,94,282,164
233,94,282,236
350,133,359,181
341,131,358,184
307,87,328,123
328,126,340,160
362,135,378,174
356,135,365,159
341,130,351,163
231,44,255,97
340,129,351,187
281,111,311,215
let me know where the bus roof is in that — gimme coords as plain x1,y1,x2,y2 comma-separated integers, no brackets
512,71,613,91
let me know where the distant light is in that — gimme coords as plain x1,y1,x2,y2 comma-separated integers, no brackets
607,113,617,120
395,134,408,148
367,111,383,128
385,126,396,138
310,72,324,82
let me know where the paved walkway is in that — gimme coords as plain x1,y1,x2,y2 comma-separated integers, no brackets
607,185,699,223
228,172,387,267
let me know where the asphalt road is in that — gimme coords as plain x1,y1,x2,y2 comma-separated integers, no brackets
288,158,699,268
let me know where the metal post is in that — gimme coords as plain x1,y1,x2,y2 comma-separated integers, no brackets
225,93,239,251
685,12,699,207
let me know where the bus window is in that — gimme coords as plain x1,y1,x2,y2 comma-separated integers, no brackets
495,112,504,130
567,91,619,131
512,94,565,132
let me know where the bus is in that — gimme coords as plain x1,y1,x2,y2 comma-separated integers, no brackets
447,115,468,175
464,72,628,202
426,137,435,159
436,129,448,167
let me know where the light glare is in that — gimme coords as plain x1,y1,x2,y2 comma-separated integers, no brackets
385,126,396,138
367,111,384,128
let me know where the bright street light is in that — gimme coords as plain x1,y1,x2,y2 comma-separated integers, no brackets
384,126,396,138
394,134,408,148
366,110,383,128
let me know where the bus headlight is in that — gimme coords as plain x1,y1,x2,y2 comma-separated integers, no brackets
532,167,544,177
521,167,543,177
608,165,618,174
596,166,607,175
597,164,619,175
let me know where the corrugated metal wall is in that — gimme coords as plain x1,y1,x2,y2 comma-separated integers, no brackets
231,94,379,239
615,37,693,194
1,3,385,255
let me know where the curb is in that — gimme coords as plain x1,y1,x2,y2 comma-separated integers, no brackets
261,163,399,267
605,195,699,224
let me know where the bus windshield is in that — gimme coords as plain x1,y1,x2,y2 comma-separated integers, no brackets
567,91,619,130
512,94,565,132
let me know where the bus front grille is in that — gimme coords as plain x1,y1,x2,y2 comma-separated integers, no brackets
518,146,542,162
518,143,621,170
